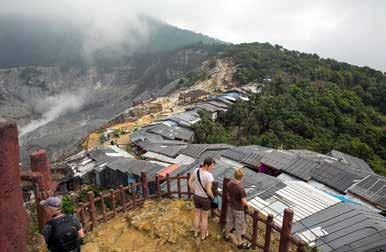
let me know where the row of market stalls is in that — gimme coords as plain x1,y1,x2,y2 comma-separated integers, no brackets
58,85,386,251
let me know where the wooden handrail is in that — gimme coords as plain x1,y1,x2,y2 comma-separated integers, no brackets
72,174,305,251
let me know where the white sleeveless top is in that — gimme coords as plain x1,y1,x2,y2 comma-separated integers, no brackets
192,168,214,198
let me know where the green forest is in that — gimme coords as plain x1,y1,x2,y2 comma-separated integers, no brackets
193,43,386,175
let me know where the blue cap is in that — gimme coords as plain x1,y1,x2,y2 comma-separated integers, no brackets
40,196,62,208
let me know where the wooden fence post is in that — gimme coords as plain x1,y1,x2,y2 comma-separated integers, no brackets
99,193,107,222
251,210,259,249
220,177,230,230
186,173,191,199
264,214,274,252
177,177,181,198
155,175,161,198
141,172,149,199
78,203,87,233
279,208,294,252
87,191,97,230
110,189,117,217
166,173,171,196
119,185,126,212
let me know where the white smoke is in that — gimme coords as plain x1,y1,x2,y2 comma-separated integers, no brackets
20,91,86,136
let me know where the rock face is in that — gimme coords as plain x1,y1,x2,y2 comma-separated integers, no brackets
0,48,208,165
83,199,238,252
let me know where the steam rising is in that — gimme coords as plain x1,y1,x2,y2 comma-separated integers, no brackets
20,92,85,136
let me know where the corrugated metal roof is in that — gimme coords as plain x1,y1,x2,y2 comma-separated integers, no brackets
166,110,201,127
207,100,229,109
106,157,163,177
220,146,268,167
311,161,365,193
260,150,297,170
328,150,374,175
292,203,386,252
178,144,233,158
194,102,227,113
349,174,386,209
249,181,340,226
142,152,196,165
141,143,187,158
281,157,321,181
148,123,194,141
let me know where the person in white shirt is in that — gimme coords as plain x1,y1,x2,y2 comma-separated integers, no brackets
188,157,215,240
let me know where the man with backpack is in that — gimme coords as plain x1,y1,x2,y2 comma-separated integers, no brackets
40,196,84,252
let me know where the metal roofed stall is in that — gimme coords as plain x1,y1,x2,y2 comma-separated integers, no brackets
248,180,341,227
292,203,386,252
178,144,233,159
328,150,375,175
348,174,386,209
311,161,365,194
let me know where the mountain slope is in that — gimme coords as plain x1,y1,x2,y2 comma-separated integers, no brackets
0,15,222,69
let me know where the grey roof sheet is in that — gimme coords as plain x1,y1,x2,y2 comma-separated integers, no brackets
311,161,365,193
148,123,194,141
220,146,268,167
329,150,374,175
281,157,321,181
88,148,116,163
260,150,297,170
166,111,201,126
207,100,229,109
292,203,386,252
194,102,227,113
106,157,163,177
349,174,386,208
141,143,186,158
178,144,233,158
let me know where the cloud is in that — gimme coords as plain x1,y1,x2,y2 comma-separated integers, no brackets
19,91,86,136
0,0,385,71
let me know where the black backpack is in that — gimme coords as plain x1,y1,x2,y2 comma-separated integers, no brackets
48,215,79,252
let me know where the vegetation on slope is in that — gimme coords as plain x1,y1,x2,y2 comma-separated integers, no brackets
193,43,386,175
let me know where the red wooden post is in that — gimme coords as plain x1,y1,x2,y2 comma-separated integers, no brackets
155,175,161,198
279,208,294,252
110,189,117,217
186,173,191,199
141,172,149,199
79,203,88,233
220,177,230,230
30,149,56,231
119,185,126,212
87,191,97,229
166,173,171,196
177,177,181,198
251,210,259,249
0,119,28,252
264,214,274,252
100,193,107,222
30,149,54,191
297,240,307,252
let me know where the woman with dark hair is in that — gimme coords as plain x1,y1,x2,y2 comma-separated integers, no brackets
188,157,216,240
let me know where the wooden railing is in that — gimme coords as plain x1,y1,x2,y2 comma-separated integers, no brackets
74,173,309,252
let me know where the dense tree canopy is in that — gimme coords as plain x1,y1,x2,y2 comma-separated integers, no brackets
194,42,386,175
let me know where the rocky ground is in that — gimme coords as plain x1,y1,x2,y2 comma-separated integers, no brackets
83,199,247,252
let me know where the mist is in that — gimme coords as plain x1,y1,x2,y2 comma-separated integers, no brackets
0,0,385,71
19,92,86,136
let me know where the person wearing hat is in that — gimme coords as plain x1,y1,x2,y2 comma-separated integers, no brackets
40,196,84,252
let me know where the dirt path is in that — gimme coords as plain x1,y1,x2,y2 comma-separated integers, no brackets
82,199,240,252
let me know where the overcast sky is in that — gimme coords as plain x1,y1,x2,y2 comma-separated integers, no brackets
1,0,385,71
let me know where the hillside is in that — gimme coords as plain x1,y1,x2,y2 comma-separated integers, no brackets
193,43,386,175
0,15,222,69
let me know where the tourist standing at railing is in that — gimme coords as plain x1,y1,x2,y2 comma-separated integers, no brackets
188,157,216,241
40,196,85,252
224,168,251,249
